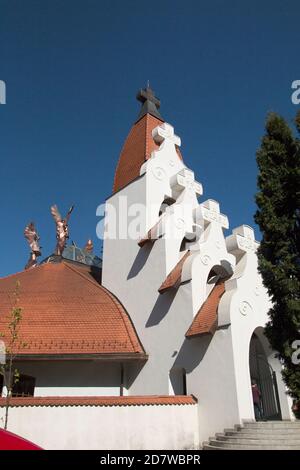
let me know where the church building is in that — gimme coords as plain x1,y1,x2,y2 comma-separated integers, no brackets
0,87,294,449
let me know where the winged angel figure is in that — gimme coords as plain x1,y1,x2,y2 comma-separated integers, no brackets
51,204,74,256
24,222,42,269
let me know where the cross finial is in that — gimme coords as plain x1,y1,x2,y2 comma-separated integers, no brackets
226,225,257,255
194,200,229,229
136,84,163,121
171,168,203,198
152,123,181,147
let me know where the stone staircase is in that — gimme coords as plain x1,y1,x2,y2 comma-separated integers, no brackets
204,421,300,450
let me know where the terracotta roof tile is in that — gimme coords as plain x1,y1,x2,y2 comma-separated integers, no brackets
159,251,191,294
0,395,197,407
138,214,166,248
0,261,145,357
113,114,182,193
186,281,226,337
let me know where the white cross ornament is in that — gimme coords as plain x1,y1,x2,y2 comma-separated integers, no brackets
171,168,203,197
152,123,181,147
194,199,229,229
226,225,258,255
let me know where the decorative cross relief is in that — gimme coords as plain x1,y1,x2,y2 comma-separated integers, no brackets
171,168,203,197
226,225,258,255
140,123,182,177
194,199,229,230
152,123,181,147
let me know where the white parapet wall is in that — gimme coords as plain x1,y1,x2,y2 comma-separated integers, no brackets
0,402,200,450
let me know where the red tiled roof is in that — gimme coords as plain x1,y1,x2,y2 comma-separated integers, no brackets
0,395,197,407
113,113,183,193
159,251,191,294
186,281,226,337
0,261,145,357
113,114,163,193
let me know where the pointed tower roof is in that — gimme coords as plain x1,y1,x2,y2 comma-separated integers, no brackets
113,86,183,193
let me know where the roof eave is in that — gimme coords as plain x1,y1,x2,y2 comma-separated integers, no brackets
14,352,149,362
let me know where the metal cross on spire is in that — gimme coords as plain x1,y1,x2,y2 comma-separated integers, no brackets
136,84,163,121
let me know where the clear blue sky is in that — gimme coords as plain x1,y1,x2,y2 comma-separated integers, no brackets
0,0,299,277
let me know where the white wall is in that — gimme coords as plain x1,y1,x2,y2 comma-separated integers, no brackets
102,169,197,395
3,361,123,397
0,403,199,450
172,326,241,444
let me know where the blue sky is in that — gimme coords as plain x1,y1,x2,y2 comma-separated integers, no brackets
0,0,299,277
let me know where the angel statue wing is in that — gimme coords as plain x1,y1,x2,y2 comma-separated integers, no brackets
65,205,74,223
50,204,62,224
50,204,74,255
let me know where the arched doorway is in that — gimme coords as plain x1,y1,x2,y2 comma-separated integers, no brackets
249,332,282,420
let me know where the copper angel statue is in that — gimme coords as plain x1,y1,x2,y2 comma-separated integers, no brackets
24,222,42,270
51,204,74,256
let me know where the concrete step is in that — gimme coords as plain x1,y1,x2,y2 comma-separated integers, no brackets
243,421,300,429
221,431,300,439
207,440,300,450
205,421,300,450
224,424,300,434
203,443,229,451
237,427,300,435
212,436,300,445
204,443,300,450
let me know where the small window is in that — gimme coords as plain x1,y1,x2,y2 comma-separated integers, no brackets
12,374,35,397
169,367,187,395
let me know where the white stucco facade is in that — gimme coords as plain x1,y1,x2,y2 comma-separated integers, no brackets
102,120,293,444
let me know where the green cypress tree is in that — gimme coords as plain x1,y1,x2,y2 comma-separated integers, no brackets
255,111,300,411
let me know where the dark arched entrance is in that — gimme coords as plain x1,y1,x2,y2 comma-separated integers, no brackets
249,332,282,420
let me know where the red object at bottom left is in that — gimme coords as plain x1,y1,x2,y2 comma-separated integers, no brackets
0,428,43,450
